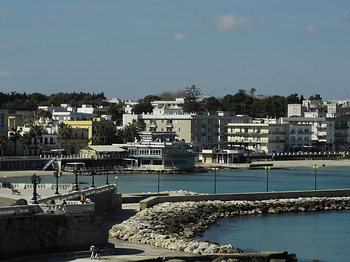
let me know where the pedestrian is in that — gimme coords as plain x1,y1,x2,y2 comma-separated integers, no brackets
90,244,95,259
94,246,101,259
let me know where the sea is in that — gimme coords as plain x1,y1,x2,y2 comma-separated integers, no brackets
7,166,350,262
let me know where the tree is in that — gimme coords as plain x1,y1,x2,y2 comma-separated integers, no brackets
92,125,117,145
9,128,22,156
29,125,43,155
286,93,300,104
182,85,202,113
201,97,222,113
309,94,322,101
37,110,52,120
116,120,139,143
107,103,123,124
58,123,73,152
19,132,32,156
132,102,153,114
0,134,8,157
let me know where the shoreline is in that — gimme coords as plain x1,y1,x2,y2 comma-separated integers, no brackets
1,159,350,178
110,196,350,259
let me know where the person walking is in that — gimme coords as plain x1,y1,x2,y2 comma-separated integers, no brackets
90,245,95,259
94,246,101,259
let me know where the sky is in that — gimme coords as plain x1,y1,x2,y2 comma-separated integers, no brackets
1,0,350,101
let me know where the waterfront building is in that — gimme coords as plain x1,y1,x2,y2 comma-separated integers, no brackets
64,117,116,146
119,141,195,171
123,99,251,151
226,120,287,153
80,145,126,159
200,148,245,164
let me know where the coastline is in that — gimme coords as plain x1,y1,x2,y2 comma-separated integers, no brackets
110,196,350,258
1,159,350,178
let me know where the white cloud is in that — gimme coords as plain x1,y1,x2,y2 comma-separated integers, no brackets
304,24,317,35
344,10,350,19
172,32,188,41
0,70,10,77
210,13,267,32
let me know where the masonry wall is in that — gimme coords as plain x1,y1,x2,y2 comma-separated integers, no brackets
0,213,107,259
140,189,350,209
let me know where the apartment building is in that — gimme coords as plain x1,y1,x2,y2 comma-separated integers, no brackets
226,121,286,153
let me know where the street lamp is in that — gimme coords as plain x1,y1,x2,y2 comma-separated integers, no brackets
31,174,41,204
313,165,319,190
74,168,80,191
105,169,110,185
265,166,271,192
115,176,118,192
157,170,161,195
212,167,218,194
53,170,62,194
91,170,96,188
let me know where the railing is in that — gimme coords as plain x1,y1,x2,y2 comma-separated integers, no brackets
37,184,116,204
0,205,40,217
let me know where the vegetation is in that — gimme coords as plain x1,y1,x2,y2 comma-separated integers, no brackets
0,92,107,110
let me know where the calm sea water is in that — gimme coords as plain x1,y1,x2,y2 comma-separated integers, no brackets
7,166,350,194
6,166,350,261
198,210,350,262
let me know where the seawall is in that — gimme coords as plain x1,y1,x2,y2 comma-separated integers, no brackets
110,196,350,260
140,188,350,209
0,213,107,259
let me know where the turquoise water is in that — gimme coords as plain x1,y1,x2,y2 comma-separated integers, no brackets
6,166,350,194
6,167,350,261
199,210,350,262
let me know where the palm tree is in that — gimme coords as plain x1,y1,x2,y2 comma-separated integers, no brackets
19,132,32,156
9,128,22,156
0,134,8,157
29,125,43,155
92,125,117,145
58,123,73,152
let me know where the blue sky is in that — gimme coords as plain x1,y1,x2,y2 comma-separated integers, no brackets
1,0,350,100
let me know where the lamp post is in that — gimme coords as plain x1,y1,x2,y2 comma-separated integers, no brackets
265,166,271,192
105,170,110,185
31,174,41,204
53,170,62,194
74,168,80,191
115,176,118,192
157,170,161,195
91,170,96,188
313,165,318,190
212,167,218,194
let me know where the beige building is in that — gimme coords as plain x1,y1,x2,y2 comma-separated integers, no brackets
142,112,250,151
227,121,286,153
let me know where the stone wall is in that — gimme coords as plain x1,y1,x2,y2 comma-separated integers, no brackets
0,213,107,259
110,196,350,258
140,189,350,209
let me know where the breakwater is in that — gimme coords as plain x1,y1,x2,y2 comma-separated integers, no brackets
110,196,350,258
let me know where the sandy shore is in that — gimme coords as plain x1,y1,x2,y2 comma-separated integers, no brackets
1,159,350,179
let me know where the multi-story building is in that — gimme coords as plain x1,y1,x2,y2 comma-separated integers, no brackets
287,124,312,151
123,98,251,151
226,121,287,153
64,117,116,146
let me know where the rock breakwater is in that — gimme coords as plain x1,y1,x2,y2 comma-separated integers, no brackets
109,196,350,255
